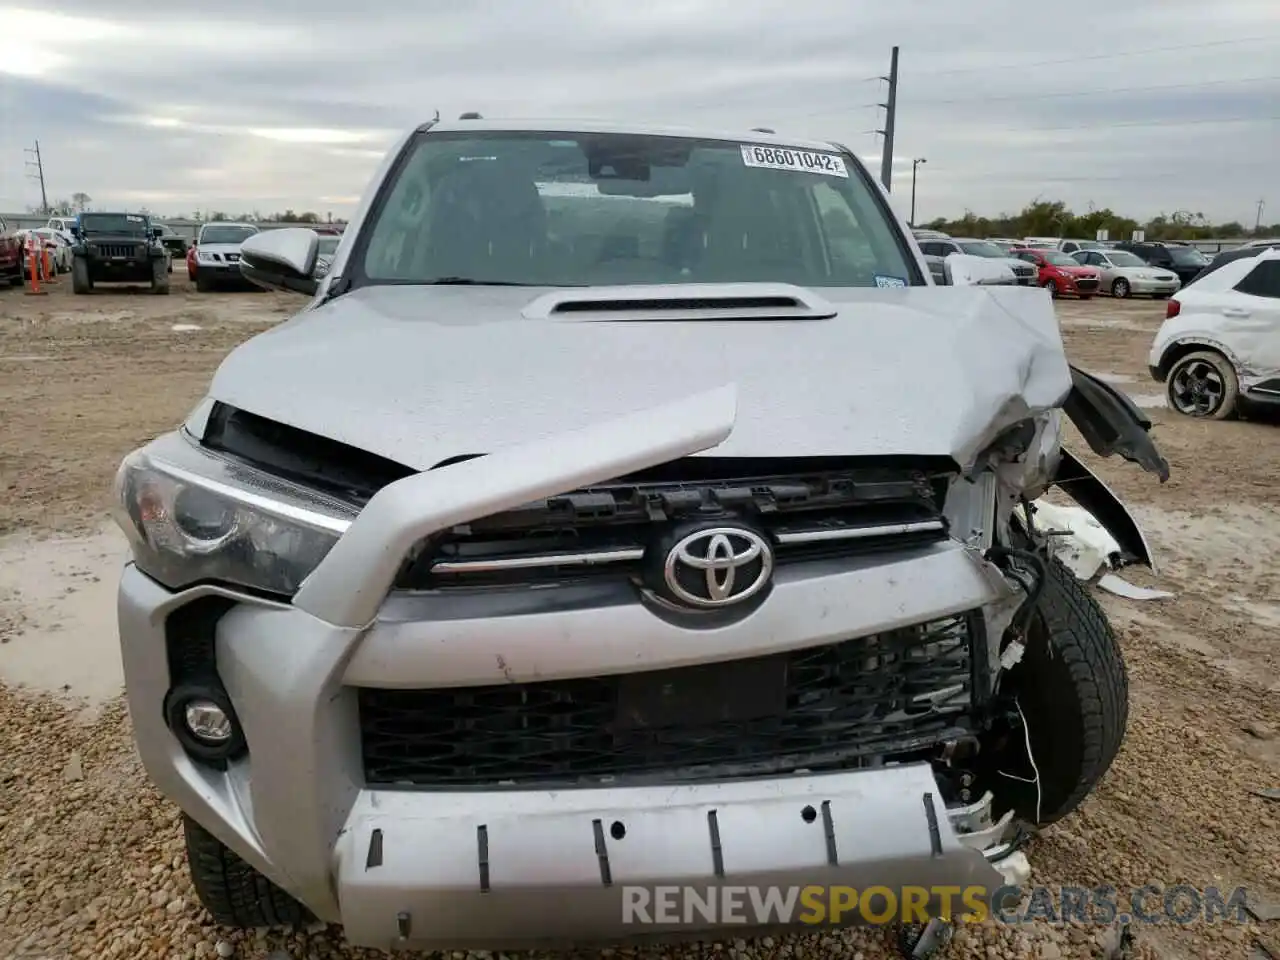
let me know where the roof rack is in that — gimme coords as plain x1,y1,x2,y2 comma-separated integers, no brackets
458,112,483,120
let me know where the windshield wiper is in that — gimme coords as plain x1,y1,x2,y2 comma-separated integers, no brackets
424,277,531,286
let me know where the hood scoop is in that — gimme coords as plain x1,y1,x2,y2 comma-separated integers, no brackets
522,283,838,322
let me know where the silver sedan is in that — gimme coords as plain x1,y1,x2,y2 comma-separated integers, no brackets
1071,249,1181,299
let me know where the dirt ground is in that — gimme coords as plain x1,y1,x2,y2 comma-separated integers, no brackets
0,281,1277,960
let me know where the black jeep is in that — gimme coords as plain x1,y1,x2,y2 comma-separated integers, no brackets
71,213,170,295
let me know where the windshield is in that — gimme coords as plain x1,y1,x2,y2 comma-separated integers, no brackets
1043,252,1079,267
958,241,1007,258
358,131,917,287
1107,251,1146,267
200,225,258,245
80,214,148,236
1169,247,1208,266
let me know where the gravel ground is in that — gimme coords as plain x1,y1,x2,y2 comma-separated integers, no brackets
1,282,1277,960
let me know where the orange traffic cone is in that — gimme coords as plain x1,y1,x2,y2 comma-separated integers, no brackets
25,239,46,296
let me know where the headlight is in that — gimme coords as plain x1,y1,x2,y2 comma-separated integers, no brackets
197,251,216,263
112,433,358,596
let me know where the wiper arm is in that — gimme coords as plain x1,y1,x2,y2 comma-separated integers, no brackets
424,277,530,286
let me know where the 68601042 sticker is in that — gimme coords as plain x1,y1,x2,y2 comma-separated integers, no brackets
740,144,849,178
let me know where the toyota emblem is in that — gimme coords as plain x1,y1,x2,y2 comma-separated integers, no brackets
661,526,774,609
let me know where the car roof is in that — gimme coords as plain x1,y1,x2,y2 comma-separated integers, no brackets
200,221,256,229
422,117,848,153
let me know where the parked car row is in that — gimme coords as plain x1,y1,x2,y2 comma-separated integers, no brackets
912,229,1186,299
0,214,341,295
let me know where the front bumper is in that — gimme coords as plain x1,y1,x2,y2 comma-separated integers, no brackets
196,259,242,275
1127,278,1180,296
117,395,1021,949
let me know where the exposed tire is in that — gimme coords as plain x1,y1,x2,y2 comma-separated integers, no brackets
988,557,1129,826
71,258,92,295
8,275,22,287
183,815,311,929
1111,277,1130,298
151,258,170,295
1166,349,1239,420
195,269,213,293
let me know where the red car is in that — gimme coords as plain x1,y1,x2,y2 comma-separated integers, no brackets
0,215,24,287
1010,248,1100,300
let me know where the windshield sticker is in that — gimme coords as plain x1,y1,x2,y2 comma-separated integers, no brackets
740,144,848,178
874,275,907,289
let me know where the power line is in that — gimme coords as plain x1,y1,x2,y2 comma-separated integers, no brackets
906,36,1280,79
901,74,1280,107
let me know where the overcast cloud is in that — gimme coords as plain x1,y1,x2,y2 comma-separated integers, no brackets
1,0,1276,223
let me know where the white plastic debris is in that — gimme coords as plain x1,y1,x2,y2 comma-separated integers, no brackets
171,323,201,332
1027,500,1120,580
994,850,1032,887
1096,573,1175,601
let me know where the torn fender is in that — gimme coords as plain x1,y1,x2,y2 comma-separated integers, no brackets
1052,448,1156,571
1063,365,1170,482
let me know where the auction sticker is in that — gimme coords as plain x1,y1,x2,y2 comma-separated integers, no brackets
874,275,907,288
740,144,848,178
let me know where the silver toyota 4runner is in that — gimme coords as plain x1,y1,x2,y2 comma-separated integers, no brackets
112,118,1169,951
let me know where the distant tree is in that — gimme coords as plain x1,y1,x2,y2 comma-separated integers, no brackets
923,199,1254,242
71,192,91,212
210,211,229,221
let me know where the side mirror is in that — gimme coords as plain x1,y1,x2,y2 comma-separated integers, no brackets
944,253,1017,287
239,228,320,296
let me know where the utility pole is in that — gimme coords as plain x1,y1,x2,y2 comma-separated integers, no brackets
24,141,49,215
1255,199,1266,233
878,46,900,192
910,158,926,226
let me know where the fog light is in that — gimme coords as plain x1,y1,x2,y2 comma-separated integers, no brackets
184,699,232,744
164,683,247,765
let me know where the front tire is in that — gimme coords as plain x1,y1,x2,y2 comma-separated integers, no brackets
71,258,92,294
184,815,311,929
1111,277,1131,298
1042,278,1059,298
151,258,170,295
195,269,213,293
985,557,1129,826
1166,349,1239,420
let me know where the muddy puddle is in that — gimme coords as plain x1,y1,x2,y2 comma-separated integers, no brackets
0,525,129,713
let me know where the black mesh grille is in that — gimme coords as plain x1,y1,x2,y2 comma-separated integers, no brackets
358,612,980,788
96,243,142,258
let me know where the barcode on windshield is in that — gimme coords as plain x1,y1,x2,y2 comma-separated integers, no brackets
740,145,848,177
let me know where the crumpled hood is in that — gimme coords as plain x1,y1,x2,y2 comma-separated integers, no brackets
206,284,1073,471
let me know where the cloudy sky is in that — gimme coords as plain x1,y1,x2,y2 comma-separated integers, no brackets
1,0,1276,224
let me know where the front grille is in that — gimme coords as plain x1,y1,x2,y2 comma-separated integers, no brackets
97,243,140,258
358,611,981,788
1076,278,1099,290
397,457,955,591
226,252,240,262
